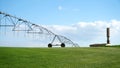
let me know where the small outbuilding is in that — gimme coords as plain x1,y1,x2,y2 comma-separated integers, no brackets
90,43,106,47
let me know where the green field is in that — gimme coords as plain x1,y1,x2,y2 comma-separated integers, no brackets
0,47,120,68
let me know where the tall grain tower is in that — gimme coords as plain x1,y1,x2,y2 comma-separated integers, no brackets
107,28,110,44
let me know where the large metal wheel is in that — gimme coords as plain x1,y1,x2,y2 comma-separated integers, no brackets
61,43,65,47
48,43,52,47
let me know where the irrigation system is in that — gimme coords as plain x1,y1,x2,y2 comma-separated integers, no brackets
0,11,79,47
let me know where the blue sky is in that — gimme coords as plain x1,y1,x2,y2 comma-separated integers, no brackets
0,0,120,25
0,0,120,47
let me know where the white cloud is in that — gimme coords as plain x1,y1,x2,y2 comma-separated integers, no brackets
1,19,120,47
44,25,76,32
44,20,120,47
58,6,63,11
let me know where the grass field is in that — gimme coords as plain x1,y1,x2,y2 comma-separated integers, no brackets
0,47,120,68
